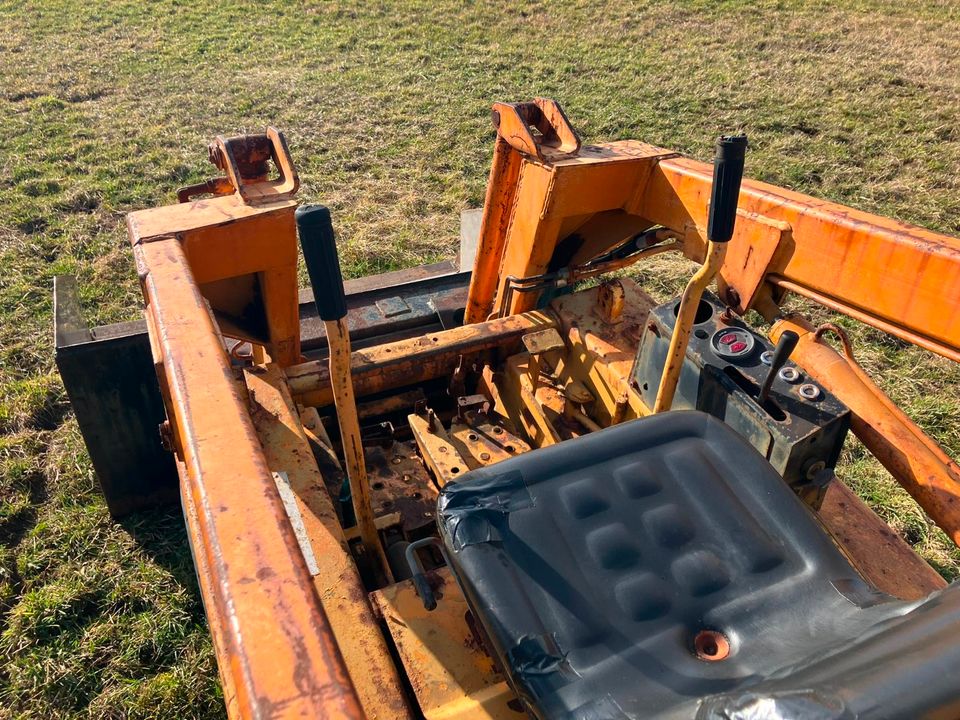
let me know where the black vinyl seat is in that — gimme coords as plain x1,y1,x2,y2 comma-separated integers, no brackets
436,411,960,719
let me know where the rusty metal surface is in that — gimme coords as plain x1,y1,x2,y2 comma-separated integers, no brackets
365,441,438,533
551,280,657,422
520,327,564,356
372,568,523,720
190,126,300,204
245,364,412,719
357,389,427,421
131,232,363,719
299,269,469,353
817,480,946,601
409,411,470,486
287,310,558,408
323,317,393,581
447,412,530,468
491,98,580,160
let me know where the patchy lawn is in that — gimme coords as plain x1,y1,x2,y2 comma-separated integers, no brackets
1,0,958,716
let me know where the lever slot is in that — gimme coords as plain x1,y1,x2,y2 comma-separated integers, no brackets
723,366,787,422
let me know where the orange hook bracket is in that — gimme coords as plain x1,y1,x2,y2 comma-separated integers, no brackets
177,126,300,204
491,98,581,160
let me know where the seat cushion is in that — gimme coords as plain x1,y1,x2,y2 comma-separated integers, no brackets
436,411,958,719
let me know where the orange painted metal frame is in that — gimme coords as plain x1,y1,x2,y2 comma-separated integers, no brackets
466,138,960,361
128,198,363,719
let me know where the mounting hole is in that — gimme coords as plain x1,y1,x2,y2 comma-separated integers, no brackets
693,629,730,661
412,492,423,499
694,329,709,340
674,299,714,324
450,466,461,474
505,445,516,453
372,482,384,490
493,426,504,435
468,433,479,441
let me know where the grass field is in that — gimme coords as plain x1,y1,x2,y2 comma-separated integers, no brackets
1,0,959,716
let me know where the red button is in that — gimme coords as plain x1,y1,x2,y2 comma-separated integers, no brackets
730,341,747,353
719,333,738,345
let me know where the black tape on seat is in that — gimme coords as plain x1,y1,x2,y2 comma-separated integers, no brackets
508,633,572,680
438,470,534,550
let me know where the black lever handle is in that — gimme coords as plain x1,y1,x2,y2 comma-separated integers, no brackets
296,204,347,322
758,330,800,404
707,134,748,243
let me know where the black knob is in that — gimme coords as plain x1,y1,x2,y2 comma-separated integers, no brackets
296,205,347,322
707,135,748,243
758,330,800,404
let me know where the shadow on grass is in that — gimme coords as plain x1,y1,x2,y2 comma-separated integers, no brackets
118,506,203,602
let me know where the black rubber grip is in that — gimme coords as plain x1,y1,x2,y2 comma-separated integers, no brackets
707,134,748,243
296,205,347,321
758,330,800,403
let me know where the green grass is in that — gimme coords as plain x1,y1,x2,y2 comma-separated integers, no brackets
1,0,959,716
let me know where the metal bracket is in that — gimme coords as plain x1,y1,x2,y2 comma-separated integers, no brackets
177,126,300,204
491,98,581,161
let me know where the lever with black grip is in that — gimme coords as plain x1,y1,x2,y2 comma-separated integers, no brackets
296,205,392,581
296,205,347,322
707,134,748,243
654,134,749,413
758,330,800,404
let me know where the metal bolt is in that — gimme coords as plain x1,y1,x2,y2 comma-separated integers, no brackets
799,383,821,400
158,421,173,452
479,452,491,462
724,287,741,309
805,460,827,480
778,366,801,383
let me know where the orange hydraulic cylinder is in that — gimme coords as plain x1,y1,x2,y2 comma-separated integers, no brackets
771,315,960,545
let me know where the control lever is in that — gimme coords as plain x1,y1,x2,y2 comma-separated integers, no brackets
653,134,748,412
758,330,800,404
296,205,392,582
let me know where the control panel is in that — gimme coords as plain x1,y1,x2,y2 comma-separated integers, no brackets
631,291,850,505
